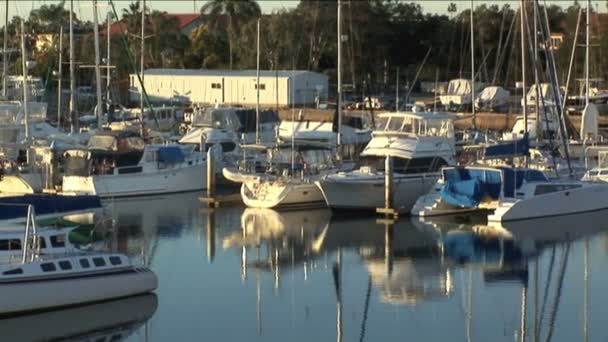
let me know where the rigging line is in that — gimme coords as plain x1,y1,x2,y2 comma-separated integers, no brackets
522,1,558,174
545,242,571,342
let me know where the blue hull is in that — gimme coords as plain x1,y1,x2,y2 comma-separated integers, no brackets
0,194,102,221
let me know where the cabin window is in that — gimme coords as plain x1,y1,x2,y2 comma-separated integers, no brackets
0,239,21,250
118,166,143,174
93,257,106,267
58,261,72,270
534,184,583,195
80,259,91,268
211,83,222,89
109,256,122,265
2,268,23,275
41,262,57,272
600,170,608,176
38,237,47,249
220,142,236,152
255,84,266,90
50,235,66,248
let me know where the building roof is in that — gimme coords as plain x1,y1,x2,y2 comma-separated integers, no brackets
106,13,202,36
138,68,327,78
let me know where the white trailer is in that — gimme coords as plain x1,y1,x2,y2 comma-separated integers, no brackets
129,69,328,107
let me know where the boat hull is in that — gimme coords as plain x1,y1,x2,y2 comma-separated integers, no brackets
0,194,102,222
316,174,438,213
63,164,206,198
0,269,157,315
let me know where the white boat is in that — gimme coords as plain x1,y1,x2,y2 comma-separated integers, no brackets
475,86,510,112
0,252,157,315
315,111,456,213
236,143,343,209
487,180,608,222
412,165,550,217
62,131,206,197
439,79,484,110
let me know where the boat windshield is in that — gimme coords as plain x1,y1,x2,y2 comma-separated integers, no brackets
191,108,241,130
376,115,453,137
268,148,335,172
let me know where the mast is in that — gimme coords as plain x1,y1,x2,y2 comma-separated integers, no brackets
533,0,540,141
57,27,63,128
140,0,145,136
470,0,476,128
585,0,590,106
69,0,76,133
520,0,527,135
93,0,103,128
106,10,111,113
395,67,399,111
255,18,260,144
2,0,8,98
20,20,30,163
337,0,342,148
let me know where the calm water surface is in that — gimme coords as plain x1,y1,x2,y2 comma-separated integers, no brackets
25,192,608,341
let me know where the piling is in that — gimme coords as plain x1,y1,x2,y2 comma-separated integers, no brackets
199,145,242,207
207,147,215,198
376,155,398,218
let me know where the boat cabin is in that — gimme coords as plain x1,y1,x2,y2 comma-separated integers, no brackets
191,107,279,134
373,112,454,139
63,131,145,176
439,166,549,208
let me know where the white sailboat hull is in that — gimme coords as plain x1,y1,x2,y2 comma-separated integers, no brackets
316,173,438,212
0,269,157,315
488,183,608,222
241,181,326,209
63,163,206,198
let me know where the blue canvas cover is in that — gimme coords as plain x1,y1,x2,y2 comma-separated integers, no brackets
440,168,503,208
483,133,530,159
158,146,185,164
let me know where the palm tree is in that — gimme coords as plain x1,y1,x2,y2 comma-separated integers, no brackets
201,0,261,69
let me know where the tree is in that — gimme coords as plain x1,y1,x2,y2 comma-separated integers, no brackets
201,0,261,69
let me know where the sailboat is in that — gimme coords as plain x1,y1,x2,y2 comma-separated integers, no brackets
487,0,608,223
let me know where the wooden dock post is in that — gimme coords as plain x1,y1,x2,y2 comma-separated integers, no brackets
376,155,398,218
207,147,215,198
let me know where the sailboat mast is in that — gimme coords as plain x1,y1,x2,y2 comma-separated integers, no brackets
585,0,590,106
470,0,476,128
20,20,30,163
255,18,260,144
520,0,527,135
533,0,541,141
93,0,103,128
337,0,342,148
69,0,76,134
140,0,145,136
106,10,111,111
2,0,7,98
57,27,63,128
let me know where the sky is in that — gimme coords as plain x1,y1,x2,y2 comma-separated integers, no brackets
7,0,603,22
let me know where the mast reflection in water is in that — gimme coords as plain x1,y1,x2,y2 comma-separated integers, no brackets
101,193,608,342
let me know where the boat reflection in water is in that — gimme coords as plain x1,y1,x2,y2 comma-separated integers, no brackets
0,293,157,342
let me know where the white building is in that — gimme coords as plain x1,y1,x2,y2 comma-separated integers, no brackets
129,69,328,107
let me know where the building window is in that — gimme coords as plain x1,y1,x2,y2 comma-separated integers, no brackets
255,84,266,90
211,83,222,89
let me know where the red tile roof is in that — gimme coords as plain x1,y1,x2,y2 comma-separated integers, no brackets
105,13,202,36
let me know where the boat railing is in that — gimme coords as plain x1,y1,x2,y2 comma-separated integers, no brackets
0,203,40,263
